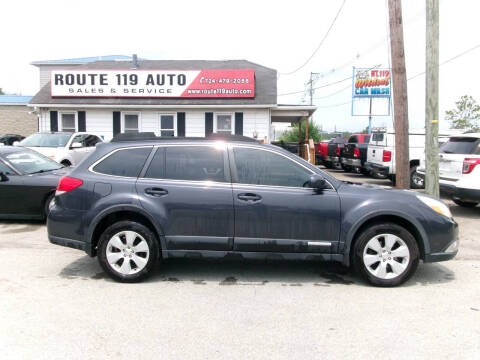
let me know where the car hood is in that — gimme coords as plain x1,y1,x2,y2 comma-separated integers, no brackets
25,147,61,158
338,181,420,201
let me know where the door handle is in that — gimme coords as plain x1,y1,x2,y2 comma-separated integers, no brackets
237,193,262,202
145,188,168,197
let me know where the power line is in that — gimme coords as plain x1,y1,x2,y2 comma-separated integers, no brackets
277,64,380,96
313,84,351,100
408,42,480,80
279,0,347,76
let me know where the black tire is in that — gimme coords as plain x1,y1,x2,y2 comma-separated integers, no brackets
98,221,159,283
342,164,353,172
389,174,396,186
61,160,72,167
410,166,425,189
43,193,55,219
352,222,419,287
452,199,478,208
324,161,332,169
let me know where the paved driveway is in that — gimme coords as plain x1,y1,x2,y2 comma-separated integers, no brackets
1,170,479,359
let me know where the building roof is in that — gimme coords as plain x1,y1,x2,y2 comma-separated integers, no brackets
0,95,33,105
31,55,135,66
29,59,277,106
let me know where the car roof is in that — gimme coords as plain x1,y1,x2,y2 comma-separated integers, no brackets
110,133,260,145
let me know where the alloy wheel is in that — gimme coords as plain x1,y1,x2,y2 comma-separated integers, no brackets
362,233,410,280
106,231,150,275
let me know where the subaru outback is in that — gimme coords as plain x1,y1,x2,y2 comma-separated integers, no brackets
47,134,459,286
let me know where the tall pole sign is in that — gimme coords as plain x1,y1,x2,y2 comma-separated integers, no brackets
388,0,410,189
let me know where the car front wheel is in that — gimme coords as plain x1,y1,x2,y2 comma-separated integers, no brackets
353,223,419,286
98,221,159,282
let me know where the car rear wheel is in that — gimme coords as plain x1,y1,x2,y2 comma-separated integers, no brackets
61,160,72,167
98,221,159,282
410,166,425,189
353,223,419,287
453,199,478,208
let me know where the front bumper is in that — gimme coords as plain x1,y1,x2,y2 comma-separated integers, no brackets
341,157,361,167
423,219,459,263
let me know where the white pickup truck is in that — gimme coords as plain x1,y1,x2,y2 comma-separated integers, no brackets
417,133,480,207
365,128,459,188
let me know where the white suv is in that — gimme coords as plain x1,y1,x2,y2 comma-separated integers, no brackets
17,132,103,167
418,133,480,207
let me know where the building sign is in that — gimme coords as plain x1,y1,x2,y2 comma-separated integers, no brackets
50,69,255,98
352,68,391,98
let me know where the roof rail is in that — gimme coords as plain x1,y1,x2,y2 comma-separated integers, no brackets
110,132,259,143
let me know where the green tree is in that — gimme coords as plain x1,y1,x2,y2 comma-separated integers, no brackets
0,88,4,95
445,95,480,131
279,121,323,142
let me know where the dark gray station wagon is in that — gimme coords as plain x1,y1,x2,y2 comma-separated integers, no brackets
48,135,459,286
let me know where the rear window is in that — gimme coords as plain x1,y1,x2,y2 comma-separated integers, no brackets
364,135,371,143
372,133,384,142
349,136,358,143
93,147,152,177
145,146,226,182
440,137,479,154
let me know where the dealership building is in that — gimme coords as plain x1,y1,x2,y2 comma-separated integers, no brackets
29,57,316,143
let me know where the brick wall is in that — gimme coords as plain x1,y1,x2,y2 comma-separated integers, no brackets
0,105,37,136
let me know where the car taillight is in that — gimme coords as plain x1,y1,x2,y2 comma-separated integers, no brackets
56,176,83,195
383,150,391,162
462,158,480,174
354,148,360,158
336,147,340,156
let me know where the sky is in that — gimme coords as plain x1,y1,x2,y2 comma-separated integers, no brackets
1,0,479,132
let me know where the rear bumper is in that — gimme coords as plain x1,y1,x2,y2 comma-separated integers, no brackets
440,184,480,202
325,156,339,163
49,235,92,255
368,163,390,176
341,157,361,167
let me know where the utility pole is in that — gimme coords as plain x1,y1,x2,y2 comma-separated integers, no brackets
388,0,410,189
425,0,440,197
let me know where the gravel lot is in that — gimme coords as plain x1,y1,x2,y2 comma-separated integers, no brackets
1,168,479,359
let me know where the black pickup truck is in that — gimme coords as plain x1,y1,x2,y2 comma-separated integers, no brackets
340,134,371,173
324,137,348,169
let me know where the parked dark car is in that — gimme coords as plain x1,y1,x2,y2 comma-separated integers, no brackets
47,135,458,286
0,146,68,219
0,134,24,146
341,134,371,173
324,137,348,169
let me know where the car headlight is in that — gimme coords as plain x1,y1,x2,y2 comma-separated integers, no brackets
417,195,453,219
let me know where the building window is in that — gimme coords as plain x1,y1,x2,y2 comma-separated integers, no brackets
60,112,76,132
122,112,140,133
215,113,234,135
160,114,176,137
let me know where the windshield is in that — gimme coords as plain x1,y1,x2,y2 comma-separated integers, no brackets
19,133,71,147
6,151,63,174
440,137,479,154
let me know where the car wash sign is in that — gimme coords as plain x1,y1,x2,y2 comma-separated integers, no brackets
352,68,391,98
50,69,255,98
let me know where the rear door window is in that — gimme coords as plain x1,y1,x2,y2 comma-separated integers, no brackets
93,147,152,177
440,137,479,154
164,146,226,182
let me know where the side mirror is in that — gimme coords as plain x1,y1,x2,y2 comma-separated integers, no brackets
71,142,83,149
0,172,9,182
309,174,328,189
12,141,20,146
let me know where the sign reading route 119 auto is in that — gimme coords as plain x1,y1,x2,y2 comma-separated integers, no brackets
50,69,255,98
